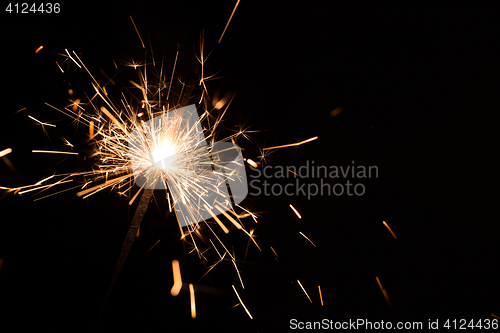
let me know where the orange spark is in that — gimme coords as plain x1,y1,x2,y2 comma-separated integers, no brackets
297,280,312,303
245,158,258,168
330,106,344,117
72,99,81,112
35,175,55,185
146,239,161,253
204,204,229,234
55,61,64,73
270,246,280,260
318,285,324,306
32,150,78,155
99,106,127,134
215,205,242,229
491,313,500,320
65,49,81,68
17,179,73,195
35,45,43,54
383,221,397,239
189,284,196,318
214,91,233,110
232,260,244,289
299,231,316,247
232,285,253,319
130,16,145,48
219,0,240,43
28,115,56,127
289,204,302,219
128,186,144,206
89,120,94,139
170,260,182,296
376,276,392,309
263,136,318,151
0,148,12,157
76,173,132,198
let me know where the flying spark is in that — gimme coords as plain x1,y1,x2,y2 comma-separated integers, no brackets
0,148,12,158
376,276,392,309
171,259,182,296
232,285,253,319
297,279,312,303
263,136,318,151
299,231,316,247
383,221,397,239
189,283,196,319
290,204,302,219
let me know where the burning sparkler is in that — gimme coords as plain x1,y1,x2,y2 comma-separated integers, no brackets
0,2,325,326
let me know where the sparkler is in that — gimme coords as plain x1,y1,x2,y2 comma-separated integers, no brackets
0,3,327,326
4,4,498,328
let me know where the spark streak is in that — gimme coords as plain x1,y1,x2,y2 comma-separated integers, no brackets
171,260,182,296
89,120,94,139
189,283,196,318
231,285,253,319
318,285,324,306
219,0,240,43
289,204,301,219
270,246,280,260
215,205,243,229
376,276,392,309
299,231,316,247
28,115,56,127
65,49,82,68
130,16,145,48
383,221,397,239
297,280,312,303
204,204,229,234
245,158,258,168
146,239,161,253
0,148,12,157
32,150,78,155
263,136,318,151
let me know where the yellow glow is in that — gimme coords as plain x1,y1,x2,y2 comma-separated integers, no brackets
152,139,176,169
171,260,182,296
289,204,302,219
0,148,12,157
189,283,196,318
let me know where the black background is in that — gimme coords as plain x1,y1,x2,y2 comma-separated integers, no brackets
1,2,500,332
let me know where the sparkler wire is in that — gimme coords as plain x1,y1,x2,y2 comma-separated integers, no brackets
95,81,197,327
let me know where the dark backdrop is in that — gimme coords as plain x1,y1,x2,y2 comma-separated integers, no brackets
1,2,500,332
